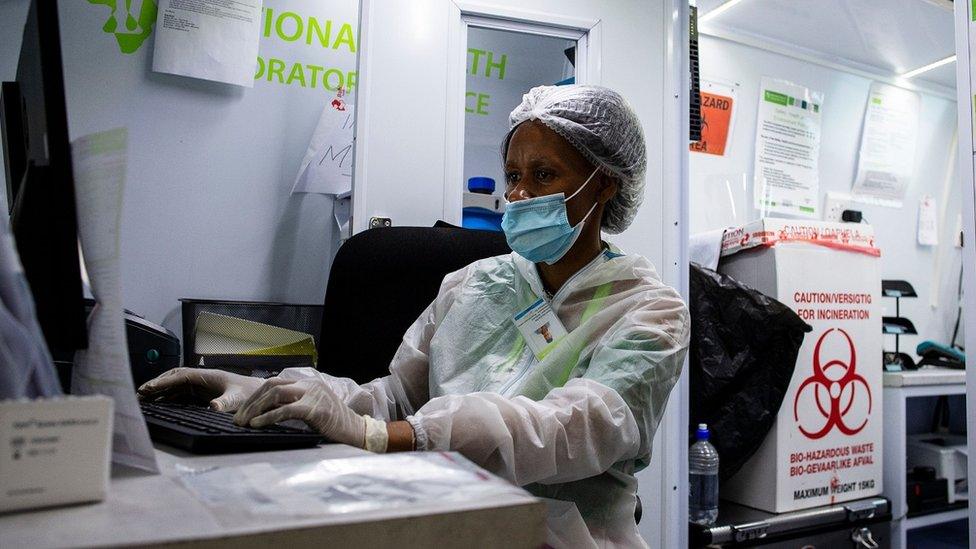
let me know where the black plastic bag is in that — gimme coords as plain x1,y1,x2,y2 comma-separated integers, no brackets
689,263,811,481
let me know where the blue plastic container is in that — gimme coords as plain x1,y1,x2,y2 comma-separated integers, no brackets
462,177,503,232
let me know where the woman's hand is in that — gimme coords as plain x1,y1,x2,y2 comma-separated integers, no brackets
233,378,366,448
137,367,263,412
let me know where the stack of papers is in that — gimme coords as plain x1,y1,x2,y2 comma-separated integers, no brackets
194,312,317,369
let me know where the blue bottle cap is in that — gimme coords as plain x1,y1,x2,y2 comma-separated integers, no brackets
696,423,709,441
467,177,495,194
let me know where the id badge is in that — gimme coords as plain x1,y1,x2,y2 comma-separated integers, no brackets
513,298,568,360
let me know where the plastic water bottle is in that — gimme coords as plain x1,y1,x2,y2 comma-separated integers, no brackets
689,423,719,525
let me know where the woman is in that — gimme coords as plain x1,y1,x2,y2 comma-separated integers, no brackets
140,85,689,548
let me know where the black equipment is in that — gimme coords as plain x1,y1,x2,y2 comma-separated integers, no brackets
906,466,950,514
140,402,323,454
318,223,510,384
1,0,88,355
690,497,891,548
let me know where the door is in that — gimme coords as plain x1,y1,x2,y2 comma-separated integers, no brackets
351,1,689,546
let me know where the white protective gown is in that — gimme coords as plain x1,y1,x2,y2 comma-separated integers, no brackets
280,246,689,548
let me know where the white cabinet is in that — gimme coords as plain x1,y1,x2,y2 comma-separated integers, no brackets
883,373,967,549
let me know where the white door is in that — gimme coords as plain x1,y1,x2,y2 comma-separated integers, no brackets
351,1,689,546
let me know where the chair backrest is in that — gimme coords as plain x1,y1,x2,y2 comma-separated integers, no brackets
319,225,510,383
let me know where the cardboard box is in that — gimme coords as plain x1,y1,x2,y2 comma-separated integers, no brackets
0,396,113,512
719,219,882,512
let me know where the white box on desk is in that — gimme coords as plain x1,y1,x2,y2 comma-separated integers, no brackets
907,433,968,503
0,395,113,512
718,219,883,513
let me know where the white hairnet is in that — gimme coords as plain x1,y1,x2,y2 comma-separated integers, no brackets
505,85,647,234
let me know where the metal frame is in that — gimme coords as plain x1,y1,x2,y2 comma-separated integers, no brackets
952,2,976,547
661,0,691,547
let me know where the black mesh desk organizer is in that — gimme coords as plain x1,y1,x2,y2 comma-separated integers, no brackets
180,299,323,374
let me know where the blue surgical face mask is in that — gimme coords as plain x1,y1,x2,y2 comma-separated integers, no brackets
501,168,600,265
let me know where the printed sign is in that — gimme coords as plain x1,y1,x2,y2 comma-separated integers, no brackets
721,219,882,513
753,77,824,218
690,81,736,156
851,83,920,207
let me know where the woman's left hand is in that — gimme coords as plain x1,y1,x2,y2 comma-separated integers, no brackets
234,377,365,448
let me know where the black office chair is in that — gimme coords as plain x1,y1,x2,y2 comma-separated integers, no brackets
320,223,644,525
318,224,510,383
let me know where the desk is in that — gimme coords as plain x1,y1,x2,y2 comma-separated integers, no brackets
0,444,547,548
882,371,967,549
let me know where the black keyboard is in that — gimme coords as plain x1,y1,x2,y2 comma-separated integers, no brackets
140,401,323,454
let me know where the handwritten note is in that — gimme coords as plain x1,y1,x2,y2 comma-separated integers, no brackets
292,101,355,196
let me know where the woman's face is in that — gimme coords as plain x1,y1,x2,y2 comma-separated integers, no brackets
504,120,616,226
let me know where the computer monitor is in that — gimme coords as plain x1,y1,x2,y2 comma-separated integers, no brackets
0,0,88,362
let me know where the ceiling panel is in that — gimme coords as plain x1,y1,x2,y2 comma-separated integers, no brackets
918,58,958,88
698,0,955,89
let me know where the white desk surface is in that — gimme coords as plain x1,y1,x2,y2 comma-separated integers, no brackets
0,444,546,548
883,367,966,387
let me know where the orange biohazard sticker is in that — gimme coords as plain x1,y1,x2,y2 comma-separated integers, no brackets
690,91,734,156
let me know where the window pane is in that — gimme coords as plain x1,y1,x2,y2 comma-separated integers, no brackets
462,27,576,231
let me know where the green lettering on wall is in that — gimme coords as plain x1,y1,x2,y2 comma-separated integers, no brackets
333,23,356,52
287,62,307,87
465,92,490,115
88,0,157,54
253,58,356,92
485,52,506,80
323,68,344,91
307,64,324,87
468,49,486,75
276,11,304,42
307,17,332,47
476,93,490,114
263,7,274,37
467,48,507,80
267,58,286,83
260,8,359,51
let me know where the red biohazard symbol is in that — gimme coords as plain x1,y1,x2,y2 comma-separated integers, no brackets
793,328,872,439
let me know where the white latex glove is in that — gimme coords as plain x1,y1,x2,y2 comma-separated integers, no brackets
233,377,367,448
137,367,264,412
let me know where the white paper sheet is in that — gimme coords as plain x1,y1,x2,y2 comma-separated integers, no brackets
851,82,919,207
152,0,263,87
292,99,355,196
70,128,158,473
753,77,824,218
917,195,938,246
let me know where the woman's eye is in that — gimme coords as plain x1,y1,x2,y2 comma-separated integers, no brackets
505,171,520,184
535,169,553,182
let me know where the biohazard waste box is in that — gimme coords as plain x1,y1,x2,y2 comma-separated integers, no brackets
718,219,882,513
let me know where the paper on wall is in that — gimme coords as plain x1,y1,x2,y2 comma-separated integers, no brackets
753,77,823,218
690,80,737,156
151,0,263,87
851,83,919,207
292,98,355,196
917,195,938,246
70,128,158,473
